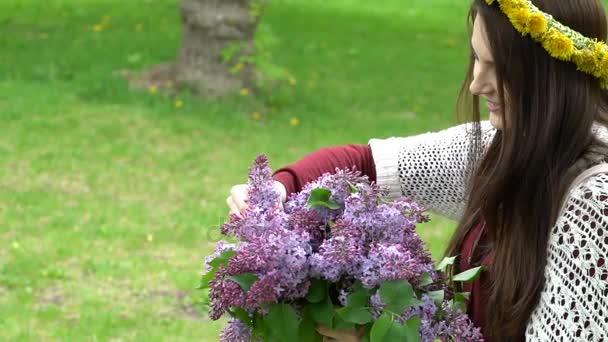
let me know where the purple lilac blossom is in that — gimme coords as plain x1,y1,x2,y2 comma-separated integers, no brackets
220,318,254,342
208,155,482,340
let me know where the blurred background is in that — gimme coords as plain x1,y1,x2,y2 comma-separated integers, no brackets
0,0,473,340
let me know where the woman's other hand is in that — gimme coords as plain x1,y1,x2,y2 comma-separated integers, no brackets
226,180,287,216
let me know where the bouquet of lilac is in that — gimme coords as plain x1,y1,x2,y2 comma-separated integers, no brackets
201,155,484,342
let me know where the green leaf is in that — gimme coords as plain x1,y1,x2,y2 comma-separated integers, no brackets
298,307,323,342
333,314,356,331
370,314,422,342
436,256,457,270
266,303,300,341
308,298,334,328
346,180,359,193
450,298,467,313
227,273,259,291
198,250,237,289
227,307,252,327
370,313,392,342
252,312,268,340
428,290,445,307
378,280,415,314
336,306,373,325
335,285,373,324
449,292,470,314
307,188,341,210
402,317,422,342
454,291,470,302
209,250,237,268
345,286,371,308
198,270,216,290
306,279,327,303
418,272,434,287
453,266,486,283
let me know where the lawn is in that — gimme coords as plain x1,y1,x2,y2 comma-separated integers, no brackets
0,0,472,340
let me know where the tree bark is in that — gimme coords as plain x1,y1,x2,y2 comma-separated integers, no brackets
127,0,260,98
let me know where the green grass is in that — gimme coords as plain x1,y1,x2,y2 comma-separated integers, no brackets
0,0,471,340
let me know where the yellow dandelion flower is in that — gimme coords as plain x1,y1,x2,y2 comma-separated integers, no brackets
234,62,245,73
528,12,548,39
542,29,574,61
93,24,104,32
592,41,607,59
500,0,525,13
148,85,158,94
597,54,608,79
240,88,250,96
288,78,297,86
12,241,20,249
175,99,184,108
251,112,262,120
290,117,301,126
136,23,144,31
572,49,598,75
485,0,495,4
147,234,154,242
510,8,531,34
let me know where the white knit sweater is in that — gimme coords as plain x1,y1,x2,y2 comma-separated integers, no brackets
369,122,608,341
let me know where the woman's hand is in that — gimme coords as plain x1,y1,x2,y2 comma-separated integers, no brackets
316,325,363,342
226,180,287,216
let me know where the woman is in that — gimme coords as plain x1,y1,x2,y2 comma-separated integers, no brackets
227,0,608,340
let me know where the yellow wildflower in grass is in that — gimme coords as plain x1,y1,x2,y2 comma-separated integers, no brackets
175,99,184,108
93,24,104,32
234,62,245,73
240,88,250,96
148,85,158,94
147,234,154,242
528,12,548,39
290,117,301,126
542,29,575,61
288,78,297,86
251,112,262,121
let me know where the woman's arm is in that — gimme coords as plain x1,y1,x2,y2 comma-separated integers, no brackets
370,121,496,220
272,144,376,195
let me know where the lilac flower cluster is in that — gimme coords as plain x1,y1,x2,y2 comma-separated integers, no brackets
204,154,481,341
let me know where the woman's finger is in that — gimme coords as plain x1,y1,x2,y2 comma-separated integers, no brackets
230,184,249,211
226,196,242,217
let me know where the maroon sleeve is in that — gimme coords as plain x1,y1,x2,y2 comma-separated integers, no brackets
272,144,376,195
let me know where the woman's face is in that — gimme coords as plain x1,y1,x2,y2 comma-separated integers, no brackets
469,15,505,130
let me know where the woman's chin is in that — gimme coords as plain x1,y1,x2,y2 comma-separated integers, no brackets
489,111,503,130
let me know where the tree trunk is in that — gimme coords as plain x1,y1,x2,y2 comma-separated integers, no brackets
127,0,260,98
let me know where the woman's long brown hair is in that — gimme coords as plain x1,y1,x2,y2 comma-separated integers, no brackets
446,0,608,339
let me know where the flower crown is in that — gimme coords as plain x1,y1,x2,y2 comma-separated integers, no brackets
486,0,608,88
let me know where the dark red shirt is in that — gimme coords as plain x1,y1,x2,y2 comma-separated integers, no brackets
459,221,494,341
